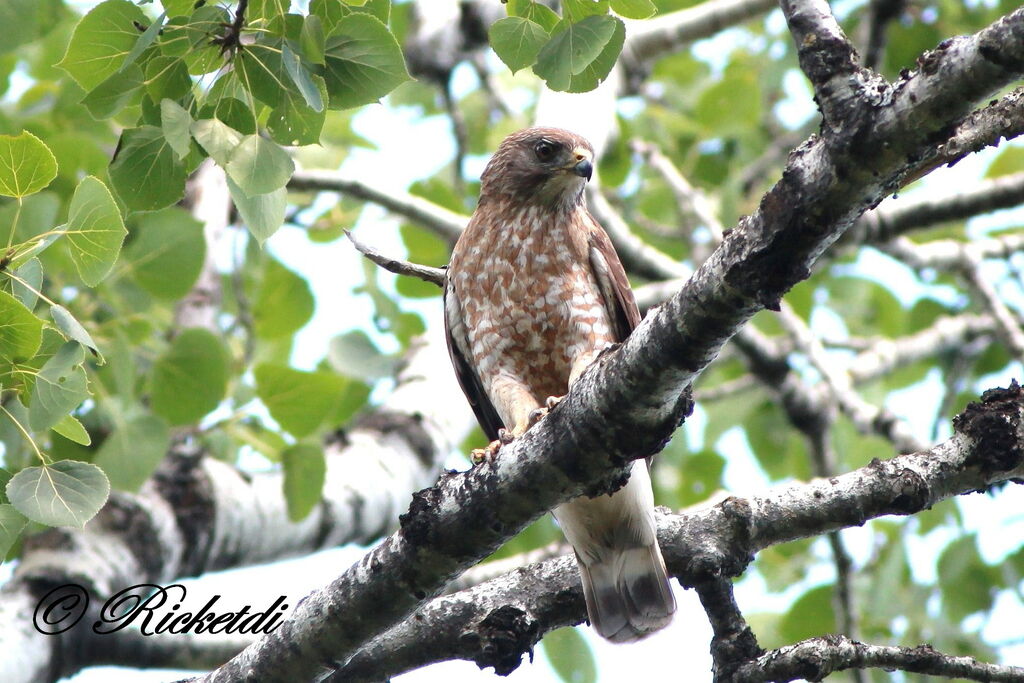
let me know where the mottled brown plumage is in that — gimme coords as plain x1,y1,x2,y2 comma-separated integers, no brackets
444,127,675,642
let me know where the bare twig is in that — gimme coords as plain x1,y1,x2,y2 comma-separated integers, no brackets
728,635,1024,683
859,0,907,70
847,171,1024,246
288,170,467,242
634,140,724,265
959,248,1024,358
776,302,926,453
586,186,689,281
847,313,997,385
345,231,447,287
884,238,1024,358
626,0,778,64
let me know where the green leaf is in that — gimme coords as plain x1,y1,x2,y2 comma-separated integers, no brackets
0,503,27,559
145,56,193,101
542,628,597,683
124,207,205,299
0,131,58,198
300,14,326,64
282,443,326,521
490,17,549,74
283,40,325,112
0,0,57,55
678,449,725,505
1,191,59,243
328,330,397,382
81,65,144,119
234,39,291,106
938,535,997,621
254,363,347,437
253,258,314,339
563,0,610,21
507,0,560,31
6,460,110,528
50,305,102,361
52,414,91,446
190,118,244,166
322,13,410,109
0,290,43,362
779,584,835,642
64,176,128,287
267,79,328,146
10,258,43,310
109,126,188,212
148,328,229,426
94,414,169,491
694,63,763,137
57,0,148,91
610,0,656,19
28,341,89,432
745,400,809,480
120,11,164,72
225,135,296,196
162,0,194,18
160,99,193,160
533,16,624,93
827,276,906,338
227,178,286,244
986,146,1024,178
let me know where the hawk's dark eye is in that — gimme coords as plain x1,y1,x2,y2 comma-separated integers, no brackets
534,140,558,162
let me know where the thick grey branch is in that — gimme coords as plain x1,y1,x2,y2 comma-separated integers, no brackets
333,385,1024,680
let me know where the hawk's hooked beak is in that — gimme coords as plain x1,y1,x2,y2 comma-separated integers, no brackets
573,158,593,181
571,146,594,181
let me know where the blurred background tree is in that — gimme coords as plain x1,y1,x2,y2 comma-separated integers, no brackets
0,0,1022,681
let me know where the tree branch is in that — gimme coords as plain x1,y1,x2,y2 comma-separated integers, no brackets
728,635,1024,683
625,0,778,64
288,170,467,242
345,231,446,287
190,9,1024,680
0,337,468,682
846,171,1024,246
330,384,1024,679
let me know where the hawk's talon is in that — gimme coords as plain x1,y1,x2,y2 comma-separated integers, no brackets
498,428,514,444
545,395,564,410
470,438,503,465
528,407,547,426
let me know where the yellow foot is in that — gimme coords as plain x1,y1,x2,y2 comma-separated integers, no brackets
527,396,564,427
470,429,514,465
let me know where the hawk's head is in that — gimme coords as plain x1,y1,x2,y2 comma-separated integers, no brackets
479,127,595,212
